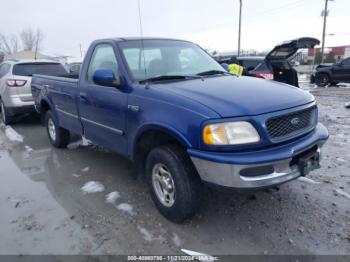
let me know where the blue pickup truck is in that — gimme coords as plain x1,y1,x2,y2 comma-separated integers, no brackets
31,38,329,222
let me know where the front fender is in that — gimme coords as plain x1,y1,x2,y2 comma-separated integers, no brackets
130,122,192,160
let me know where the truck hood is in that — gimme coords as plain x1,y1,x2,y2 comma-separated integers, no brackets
155,76,315,117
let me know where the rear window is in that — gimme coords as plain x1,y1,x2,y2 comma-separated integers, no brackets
240,60,261,71
255,61,271,71
12,63,67,77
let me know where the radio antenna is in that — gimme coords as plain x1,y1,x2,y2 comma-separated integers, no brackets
138,0,148,81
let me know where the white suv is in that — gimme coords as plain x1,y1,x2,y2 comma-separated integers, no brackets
0,60,67,124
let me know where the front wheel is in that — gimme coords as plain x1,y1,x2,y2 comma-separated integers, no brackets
315,73,330,87
146,145,202,223
45,110,70,148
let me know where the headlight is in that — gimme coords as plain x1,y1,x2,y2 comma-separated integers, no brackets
203,121,260,145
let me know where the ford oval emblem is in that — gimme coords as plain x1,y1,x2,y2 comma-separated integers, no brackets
291,117,300,125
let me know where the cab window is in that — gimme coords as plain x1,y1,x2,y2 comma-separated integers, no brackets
87,44,119,84
342,58,350,66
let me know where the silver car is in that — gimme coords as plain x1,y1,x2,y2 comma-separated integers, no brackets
0,59,67,124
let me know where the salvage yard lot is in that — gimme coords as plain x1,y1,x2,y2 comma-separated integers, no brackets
0,87,349,255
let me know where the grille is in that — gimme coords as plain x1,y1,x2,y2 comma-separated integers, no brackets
266,106,316,141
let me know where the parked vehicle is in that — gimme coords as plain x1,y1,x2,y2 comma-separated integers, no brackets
216,37,320,87
0,59,67,124
65,62,82,74
32,38,328,222
237,56,274,80
313,57,350,87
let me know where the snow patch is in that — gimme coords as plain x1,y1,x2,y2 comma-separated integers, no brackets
81,167,90,172
24,145,34,152
335,189,350,199
297,176,321,185
137,225,155,241
81,181,105,194
336,158,346,163
116,203,134,215
5,126,23,143
172,233,182,247
82,136,92,146
72,173,81,178
105,191,120,204
67,136,92,149
136,225,165,242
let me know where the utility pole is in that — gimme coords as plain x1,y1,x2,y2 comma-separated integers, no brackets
34,37,39,60
320,0,333,63
79,44,83,58
237,0,242,56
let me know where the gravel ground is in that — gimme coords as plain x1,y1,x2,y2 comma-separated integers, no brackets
0,86,349,255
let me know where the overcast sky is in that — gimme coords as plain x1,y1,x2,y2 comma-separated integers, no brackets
1,0,349,57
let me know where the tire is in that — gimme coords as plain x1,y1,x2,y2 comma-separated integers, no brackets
146,145,202,223
315,73,330,87
45,110,70,148
0,99,13,125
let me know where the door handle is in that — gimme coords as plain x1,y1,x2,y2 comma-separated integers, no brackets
79,93,88,102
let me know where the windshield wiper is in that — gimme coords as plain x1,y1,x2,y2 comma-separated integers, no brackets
139,75,201,84
196,70,230,76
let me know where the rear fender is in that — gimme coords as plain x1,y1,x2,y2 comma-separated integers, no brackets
39,98,59,125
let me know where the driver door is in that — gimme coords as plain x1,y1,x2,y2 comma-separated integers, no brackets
78,43,128,155
335,58,350,82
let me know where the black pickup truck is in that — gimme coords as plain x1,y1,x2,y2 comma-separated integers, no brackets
313,57,350,87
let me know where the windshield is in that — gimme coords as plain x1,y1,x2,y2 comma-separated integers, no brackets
119,40,226,81
13,63,67,77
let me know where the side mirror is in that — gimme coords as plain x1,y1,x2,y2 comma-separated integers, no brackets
93,69,121,87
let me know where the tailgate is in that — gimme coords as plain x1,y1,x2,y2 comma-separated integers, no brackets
266,37,320,60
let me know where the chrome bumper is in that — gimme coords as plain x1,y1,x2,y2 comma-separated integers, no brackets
191,148,322,189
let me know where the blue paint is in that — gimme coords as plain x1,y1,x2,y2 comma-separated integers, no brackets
31,37,328,166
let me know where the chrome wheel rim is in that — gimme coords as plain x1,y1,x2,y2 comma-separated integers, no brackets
152,163,176,207
48,118,56,141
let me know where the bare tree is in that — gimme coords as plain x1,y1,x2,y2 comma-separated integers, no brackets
20,28,44,52
20,28,36,51
0,33,19,54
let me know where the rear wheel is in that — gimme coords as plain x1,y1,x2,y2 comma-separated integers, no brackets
45,110,70,148
315,73,330,87
146,145,202,223
0,99,13,125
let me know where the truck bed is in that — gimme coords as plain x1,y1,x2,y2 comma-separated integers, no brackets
31,74,82,134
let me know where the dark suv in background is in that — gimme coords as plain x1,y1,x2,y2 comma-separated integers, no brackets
313,57,350,87
215,37,320,87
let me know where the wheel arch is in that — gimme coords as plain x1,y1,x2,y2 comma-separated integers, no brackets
131,123,193,176
39,98,56,126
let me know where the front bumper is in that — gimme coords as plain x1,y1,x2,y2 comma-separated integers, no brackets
189,123,328,189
